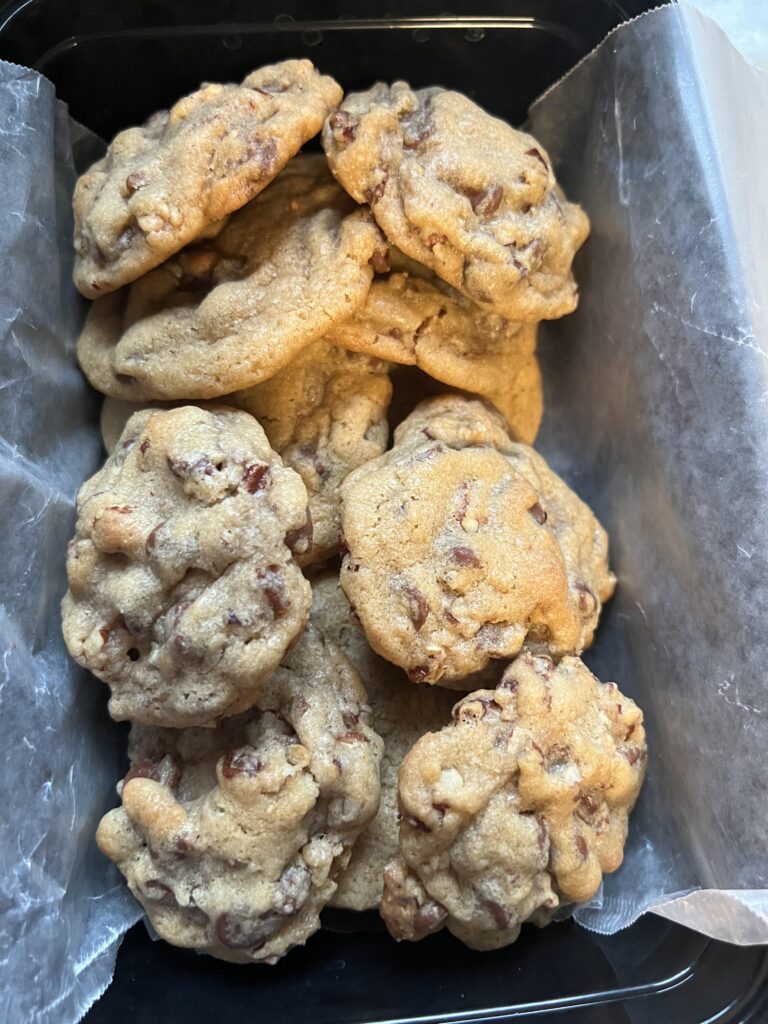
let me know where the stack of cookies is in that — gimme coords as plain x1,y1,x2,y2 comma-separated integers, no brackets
61,59,647,964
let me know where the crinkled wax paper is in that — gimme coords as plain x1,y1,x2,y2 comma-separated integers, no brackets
1,4,767,1022
0,62,140,1024
529,4,768,943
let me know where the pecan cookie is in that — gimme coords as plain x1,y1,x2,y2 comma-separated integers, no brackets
310,575,456,910
323,83,589,321
329,249,542,443
62,406,312,726
381,652,646,949
77,155,387,401
74,61,342,297
99,337,392,566
96,624,384,964
340,396,615,685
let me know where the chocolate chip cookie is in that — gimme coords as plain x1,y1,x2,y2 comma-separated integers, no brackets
340,396,615,685
322,82,589,321
310,574,456,910
329,249,542,443
96,623,384,964
98,336,393,566
381,652,646,949
77,155,387,401
74,61,342,298
62,405,312,726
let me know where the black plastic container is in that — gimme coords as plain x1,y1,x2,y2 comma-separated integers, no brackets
1,2,766,1021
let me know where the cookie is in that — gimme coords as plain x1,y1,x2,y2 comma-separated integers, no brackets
62,406,312,726
322,83,589,321
77,155,387,401
381,652,646,949
329,249,542,443
99,337,393,565
233,340,392,565
340,396,615,685
310,575,456,910
96,624,384,964
74,61,342,297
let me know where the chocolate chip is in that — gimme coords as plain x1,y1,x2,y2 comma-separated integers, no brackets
342,710,360,728
126,172,148,193
243,463,269,493
401,584,429,631
546,743,571,769
284,509,313,555
528,502,547,525
126,647,140,661
339,731,370,743
461,183,503,218
106,505,132,514
424,232,447,249
125,756,180,791
450,545,480,568
328,110,359,144
413,444,445,462
214,912,275,951
576,835,588,859
369,248,390,274
257,565,290,616
405,814,431,833
444,610,459,625
413,900,447,936
575,583,596,616
388,327,403,340
221,747,263,779
482,897,511,930
141,879,176,905
577,792,601,819
525,147,549,171
275,862,310,916
401,109,434,149
408,665,430,683
115,224,136,253
623,746,646,766
226,610,243,626
363,174,388,205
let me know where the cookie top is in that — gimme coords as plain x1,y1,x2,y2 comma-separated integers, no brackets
96,624,383,964
381,652,646,949
322,83,589,321
310,575,456,910
77,155,387,401
340,396,615,685
62,405,312,726
329,249,542,443
74,61,342,298
233,340,392,565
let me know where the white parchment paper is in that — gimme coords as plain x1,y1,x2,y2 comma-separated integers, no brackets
0,5,766,1022
529,5,768,943
0,63,141,1024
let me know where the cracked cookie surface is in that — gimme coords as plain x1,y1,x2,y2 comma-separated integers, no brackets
322,83,588,321
74,61,342,297
96,624,383,964
329,249,542,443
381,652,646,949
62,405,312,726
310,575,456,910
340,396,614,685
77,155,387,401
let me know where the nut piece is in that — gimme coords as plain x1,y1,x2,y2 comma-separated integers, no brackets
62,405,312,726
322,82,589,321
74,60,343,297
340,395,615,685
96,624,383,964
380,652,647,950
